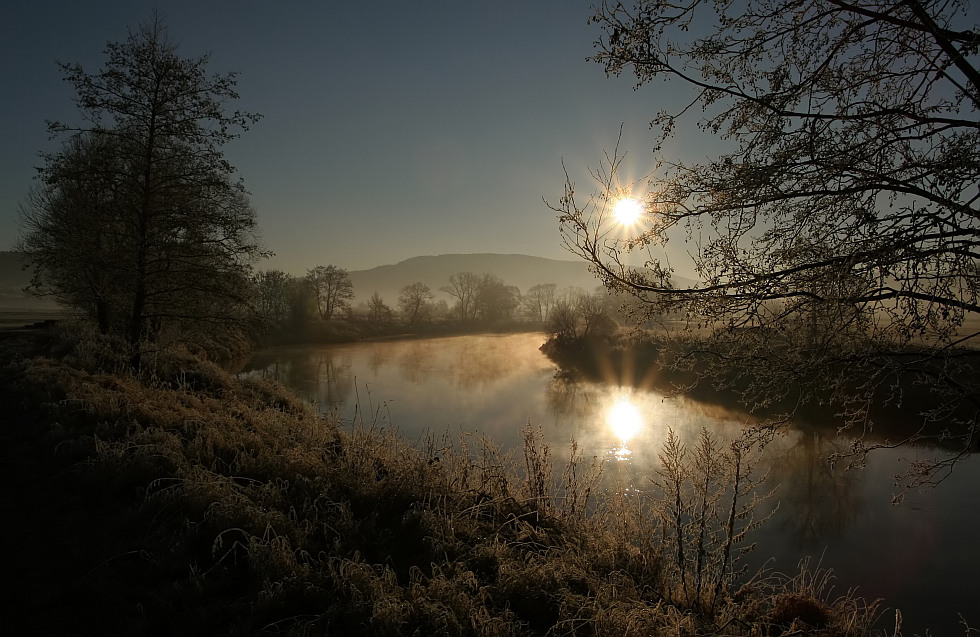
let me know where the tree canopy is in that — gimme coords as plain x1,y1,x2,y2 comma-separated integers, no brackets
553,0,980,489
19,15,263,365
441,272,482,322
305,265,354,321
398,282,435,325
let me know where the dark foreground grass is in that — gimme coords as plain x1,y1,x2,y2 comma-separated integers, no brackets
0,324,889,636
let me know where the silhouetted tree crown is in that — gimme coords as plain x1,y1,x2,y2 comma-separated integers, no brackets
305,265,354,321
19,14,263,366
552,0,980,491
398,282,435,325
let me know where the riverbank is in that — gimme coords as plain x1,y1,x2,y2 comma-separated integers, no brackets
539,330,980,458
0,324,887,635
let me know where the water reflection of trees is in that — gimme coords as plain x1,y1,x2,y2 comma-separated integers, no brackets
545,376,593,420
244,350,354,411
452,338,513,390
398,341,435,384
300,351,354,410
767,429,859,546
367,345,387,376
393,337,537,389
244,358,290,385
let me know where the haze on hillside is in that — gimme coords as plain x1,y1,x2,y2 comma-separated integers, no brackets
347,254,599,305
0,250,636,313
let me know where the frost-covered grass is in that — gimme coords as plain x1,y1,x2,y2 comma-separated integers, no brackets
0,323,888,636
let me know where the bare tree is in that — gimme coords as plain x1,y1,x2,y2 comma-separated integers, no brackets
522,283,558,323
474,274,519,323
441,272,482,322
553,0,980,490
253,270,293,327
367,292,393,323
306,265,354,321
542,288,615,342
19,15,263,366
398,282,434,325
577,289,615,339
545,297,581,344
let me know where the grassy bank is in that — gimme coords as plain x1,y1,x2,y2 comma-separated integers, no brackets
0,324,886,635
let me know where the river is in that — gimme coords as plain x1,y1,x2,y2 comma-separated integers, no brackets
241,332,979,634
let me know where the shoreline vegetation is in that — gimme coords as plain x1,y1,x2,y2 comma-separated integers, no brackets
1,321,901,636
541,329,980,462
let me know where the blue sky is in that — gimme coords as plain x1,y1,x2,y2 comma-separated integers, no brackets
1,1,699,275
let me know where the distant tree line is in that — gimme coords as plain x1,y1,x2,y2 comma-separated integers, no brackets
251,266,620,341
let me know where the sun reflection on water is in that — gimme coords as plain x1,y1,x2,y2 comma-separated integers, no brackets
607,395,643,461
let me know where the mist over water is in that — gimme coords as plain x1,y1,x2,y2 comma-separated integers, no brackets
242,332,980,635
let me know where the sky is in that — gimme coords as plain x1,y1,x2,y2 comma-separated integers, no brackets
1,1,702,275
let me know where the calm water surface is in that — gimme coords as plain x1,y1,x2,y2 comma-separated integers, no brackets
242,332,979,634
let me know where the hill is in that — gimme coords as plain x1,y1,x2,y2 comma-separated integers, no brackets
1,250,603,310
347,253,601,304
2,250,695,313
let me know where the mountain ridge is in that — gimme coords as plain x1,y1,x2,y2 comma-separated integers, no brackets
0,250,604,308
346,253,600,304
1,250,700,308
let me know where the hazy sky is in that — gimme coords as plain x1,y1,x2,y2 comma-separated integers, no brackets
1,1,701,275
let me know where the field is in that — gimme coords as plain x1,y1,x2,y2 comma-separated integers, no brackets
0,307,64,329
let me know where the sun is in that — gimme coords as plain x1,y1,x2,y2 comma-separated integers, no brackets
612,197,644,225
607,396,643,443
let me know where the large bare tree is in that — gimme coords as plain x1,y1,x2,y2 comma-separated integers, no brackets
441,272,482,322
19,15,263,366
521,283,558,323
398,282,434,325
553,0,980,490
305,265,354,321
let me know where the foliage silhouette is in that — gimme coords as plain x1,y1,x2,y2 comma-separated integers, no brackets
552,0,980,492
19,14,263,366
